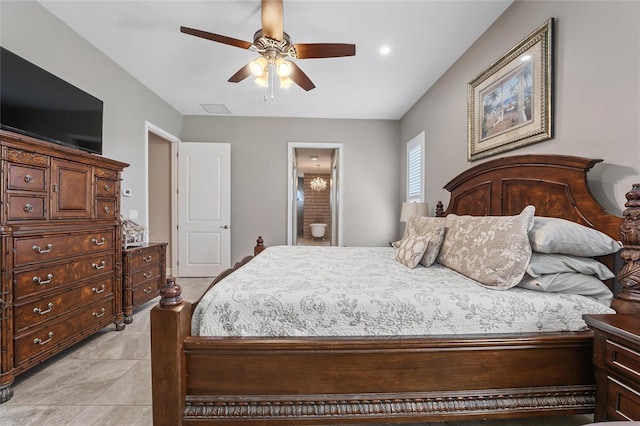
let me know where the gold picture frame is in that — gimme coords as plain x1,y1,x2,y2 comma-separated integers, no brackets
468,18,554,161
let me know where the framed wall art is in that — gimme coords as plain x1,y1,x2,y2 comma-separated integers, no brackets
468,18,554,161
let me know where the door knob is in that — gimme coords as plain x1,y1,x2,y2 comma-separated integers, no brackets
220,225,229,229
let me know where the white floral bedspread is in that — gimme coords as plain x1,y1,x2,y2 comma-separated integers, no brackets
192,246,614,337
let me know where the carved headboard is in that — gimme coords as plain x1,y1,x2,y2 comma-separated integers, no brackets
441,154,623,240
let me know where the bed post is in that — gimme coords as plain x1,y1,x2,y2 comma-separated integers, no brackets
254,235,265,256
151,277,191,425
613,184,640,314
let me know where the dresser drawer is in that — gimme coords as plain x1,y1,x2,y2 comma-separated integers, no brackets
131,278,161,306
7,163,47,192
14,230,114,267
96,199,117,219
15,254,114,300
130,264,162,286
607,339,640,385
6,194,46,220
128,246,163,270
14,276,115,333
606,376,640,420
14,298,115,367
96,178,117,198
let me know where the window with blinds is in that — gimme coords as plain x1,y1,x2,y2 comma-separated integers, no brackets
406,132,425,202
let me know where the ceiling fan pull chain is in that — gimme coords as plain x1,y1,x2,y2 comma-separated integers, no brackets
270,65,275,100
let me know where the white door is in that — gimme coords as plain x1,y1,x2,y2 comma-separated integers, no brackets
178,142,230,277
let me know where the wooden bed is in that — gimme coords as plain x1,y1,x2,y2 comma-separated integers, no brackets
151,154,640,425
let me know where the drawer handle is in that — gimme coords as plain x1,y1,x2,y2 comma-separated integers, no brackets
103,206,111,214
23,204,34,213
103,184,111,192
24,174,34,183
92,308,106,318
33,302,54,315
92,237,107,246
33,274,54,285
143,256,153,263
34,332,54,346
143,271,153,278
92,284,106,294
32,244,53,254
143,287,153,294
92,261,107,270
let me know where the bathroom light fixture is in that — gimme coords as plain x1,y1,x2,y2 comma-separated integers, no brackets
310,164,327,191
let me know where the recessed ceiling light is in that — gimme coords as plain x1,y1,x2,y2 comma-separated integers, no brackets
379,45,391,56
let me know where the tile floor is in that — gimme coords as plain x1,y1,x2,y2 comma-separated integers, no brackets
0,277,596,426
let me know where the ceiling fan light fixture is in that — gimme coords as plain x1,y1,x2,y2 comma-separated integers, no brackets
254,72,269,88
279,75,293,88
275,58,292,77
249,57,268,76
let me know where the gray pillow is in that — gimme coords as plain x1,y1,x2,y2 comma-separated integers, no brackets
517,273,613,307
526,252,615,280
528,217,622,256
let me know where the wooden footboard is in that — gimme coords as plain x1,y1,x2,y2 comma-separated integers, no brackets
152,281,596,425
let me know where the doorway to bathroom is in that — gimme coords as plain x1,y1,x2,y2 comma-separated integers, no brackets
287,142,343,246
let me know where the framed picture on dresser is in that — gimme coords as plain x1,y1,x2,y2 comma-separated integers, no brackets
468,18,554,161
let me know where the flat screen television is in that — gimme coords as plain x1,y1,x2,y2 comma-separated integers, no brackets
0,47,103,155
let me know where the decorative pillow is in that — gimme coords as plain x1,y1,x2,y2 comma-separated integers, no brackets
517,273,613,307
437,205,535,289
405,216,447,267
395,235,428,268
528,216,622,256
526,252,615,280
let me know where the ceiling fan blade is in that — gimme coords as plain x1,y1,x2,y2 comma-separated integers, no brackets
293,43,356,59
180,26,253,50
288,62,316,91
261,0,284,40
228,63,253,83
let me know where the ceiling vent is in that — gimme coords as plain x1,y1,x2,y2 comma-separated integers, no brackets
200,104,231,114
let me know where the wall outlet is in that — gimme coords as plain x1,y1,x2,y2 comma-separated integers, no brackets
122,188,132,197
129,210,138,220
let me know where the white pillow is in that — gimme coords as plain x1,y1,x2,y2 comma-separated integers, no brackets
528,217,622,256
437,205,535,289
526,252,615,280
395,235,428,268
517,273,613,307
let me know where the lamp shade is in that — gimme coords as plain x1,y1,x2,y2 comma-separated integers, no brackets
400,202,428,222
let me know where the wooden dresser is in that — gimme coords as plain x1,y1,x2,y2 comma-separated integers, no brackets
0,129,128,403
122,242,167,323
584,314,640,421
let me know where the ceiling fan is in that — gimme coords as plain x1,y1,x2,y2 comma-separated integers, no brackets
180,0,356,92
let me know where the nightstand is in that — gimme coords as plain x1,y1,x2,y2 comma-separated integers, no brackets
122,242,168,323
584,314,640,421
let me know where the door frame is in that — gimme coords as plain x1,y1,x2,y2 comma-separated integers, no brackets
287,142,343,246
145,121,180,276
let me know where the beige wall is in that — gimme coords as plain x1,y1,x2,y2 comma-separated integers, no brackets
0,1,183,224
400,0,640,234
181,116,400,262
148,133,173,268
